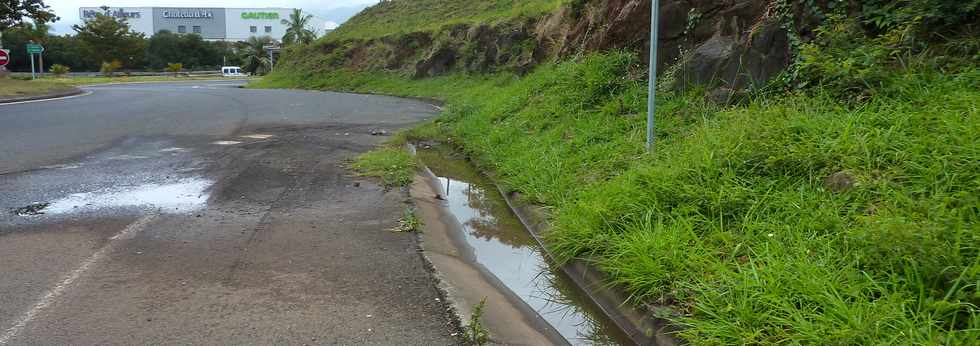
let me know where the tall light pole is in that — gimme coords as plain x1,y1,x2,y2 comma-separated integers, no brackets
646,0,660,152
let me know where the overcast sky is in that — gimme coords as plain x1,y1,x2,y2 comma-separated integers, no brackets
45,0,379,34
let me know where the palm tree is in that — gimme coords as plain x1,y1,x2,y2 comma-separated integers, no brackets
238,36,273,75
280,9,316,45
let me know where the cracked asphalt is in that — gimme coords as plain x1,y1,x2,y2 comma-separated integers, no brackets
0,81,458,345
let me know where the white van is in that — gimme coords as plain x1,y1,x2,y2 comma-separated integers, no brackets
222,66,244,77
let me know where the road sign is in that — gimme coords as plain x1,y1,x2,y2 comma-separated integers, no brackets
26,43,44,54
0,49,9,67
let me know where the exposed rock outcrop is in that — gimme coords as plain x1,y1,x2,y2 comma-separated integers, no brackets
291,0,820,91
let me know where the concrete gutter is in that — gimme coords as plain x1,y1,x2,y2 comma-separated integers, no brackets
409,144,683,346
411,165,570,346
0,87,86,104
496,188,682,346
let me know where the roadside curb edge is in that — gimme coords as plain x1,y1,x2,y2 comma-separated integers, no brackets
0,87,85,104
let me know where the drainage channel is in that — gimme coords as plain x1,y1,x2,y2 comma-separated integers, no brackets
416,148,633,346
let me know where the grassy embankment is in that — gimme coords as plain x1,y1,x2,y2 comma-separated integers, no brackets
262,54,979,343
262,54,980,344
328,0,563,41
258,0,980,343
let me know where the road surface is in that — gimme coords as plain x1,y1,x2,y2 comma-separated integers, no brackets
0,81,457,345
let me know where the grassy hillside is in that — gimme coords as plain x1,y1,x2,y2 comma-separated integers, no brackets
259,0,980,343
327,0,563,41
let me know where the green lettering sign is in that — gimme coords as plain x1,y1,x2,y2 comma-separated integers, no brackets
241,12,279,20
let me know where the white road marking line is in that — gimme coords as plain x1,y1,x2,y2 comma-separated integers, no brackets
212,140,242,145
0,91,93,106
0,214,158,345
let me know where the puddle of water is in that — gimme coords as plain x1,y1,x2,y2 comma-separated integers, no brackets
212,141,242,145
160,147,188,153
240,134,275,140
418,149,632,346
44,178,213,215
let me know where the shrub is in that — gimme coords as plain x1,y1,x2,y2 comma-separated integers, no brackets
165,62,183,77
100,60,123,77
49,64,70,76
787,0,979,96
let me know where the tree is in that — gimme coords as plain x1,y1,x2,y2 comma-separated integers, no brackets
0,0,57,31
72,10,146,69
281,8,316,45
0,21,50,71
238,36,273,75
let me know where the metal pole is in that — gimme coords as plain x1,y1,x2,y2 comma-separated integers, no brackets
30,53,36,80
646,0,660,152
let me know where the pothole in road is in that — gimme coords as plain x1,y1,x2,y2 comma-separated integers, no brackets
12,202,51,216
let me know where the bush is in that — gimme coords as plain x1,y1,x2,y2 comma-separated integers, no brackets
100,60,122,77
49,64,70,76
786,0,979,96
165,62,183,77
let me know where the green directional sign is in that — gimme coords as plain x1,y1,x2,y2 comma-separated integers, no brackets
26,43,44,54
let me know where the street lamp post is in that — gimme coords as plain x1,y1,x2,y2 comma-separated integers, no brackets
646,0,660,152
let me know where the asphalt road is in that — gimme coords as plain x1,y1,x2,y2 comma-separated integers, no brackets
0,81,457,345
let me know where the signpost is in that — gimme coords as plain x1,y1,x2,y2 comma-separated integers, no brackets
263,44,281,72
647,0,660,152
26,43,44,80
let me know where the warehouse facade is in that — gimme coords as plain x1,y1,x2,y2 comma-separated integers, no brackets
78,7,325,42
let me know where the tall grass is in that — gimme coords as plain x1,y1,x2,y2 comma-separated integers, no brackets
258,51,980,343
327,0,565,41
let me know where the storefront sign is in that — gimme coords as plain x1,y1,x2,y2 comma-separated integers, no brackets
162,10,214,19
82,8,142,19
241,12,279,20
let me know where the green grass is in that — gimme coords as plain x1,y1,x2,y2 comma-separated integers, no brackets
260,52,980,344
351,146,418,187
327,0,564,41
0,78,73,97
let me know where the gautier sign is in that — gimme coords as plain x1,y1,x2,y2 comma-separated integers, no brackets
162,10,214,19
241,12,279,20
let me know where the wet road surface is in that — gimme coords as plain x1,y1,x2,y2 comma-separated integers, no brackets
0,81,456,345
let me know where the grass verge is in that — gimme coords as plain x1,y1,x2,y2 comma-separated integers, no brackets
262,52,980,343
0,78,74,98
351,146,418,188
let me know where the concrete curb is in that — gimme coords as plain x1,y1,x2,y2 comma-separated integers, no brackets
410,143,683,346
407,147,571,346
0,87,85,104
496,188,683,346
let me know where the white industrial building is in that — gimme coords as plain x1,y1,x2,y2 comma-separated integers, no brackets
78,7,327,42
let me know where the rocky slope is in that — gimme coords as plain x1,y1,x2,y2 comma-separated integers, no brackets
280,0,823,92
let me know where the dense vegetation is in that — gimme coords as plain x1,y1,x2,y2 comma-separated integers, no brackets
260,0,979,343
0,13,286,73
327,0,563,41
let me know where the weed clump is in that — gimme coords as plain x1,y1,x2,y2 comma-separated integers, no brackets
351,147,417,187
